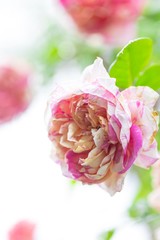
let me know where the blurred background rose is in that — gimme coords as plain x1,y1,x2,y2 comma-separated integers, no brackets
0,64,33,124
8,221,35,240
59,0,147,46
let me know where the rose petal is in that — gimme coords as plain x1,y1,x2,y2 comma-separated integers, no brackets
66,150,89,179
100,171,126,196
82,58,119,95
135,140,159,168
121,86,159,109
119,124,143,173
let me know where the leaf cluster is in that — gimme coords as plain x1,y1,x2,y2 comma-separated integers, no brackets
109,38,160,90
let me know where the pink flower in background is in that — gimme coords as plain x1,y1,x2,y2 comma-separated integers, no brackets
8,221,35,240
47,58,159,195
60,0,146,45
0,65,32,124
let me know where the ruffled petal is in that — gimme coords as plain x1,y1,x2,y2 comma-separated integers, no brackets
121,86,159,109
119,124,143,173
100,171,126,196
82,58,119,95
65,150,89,180
135,140,160,168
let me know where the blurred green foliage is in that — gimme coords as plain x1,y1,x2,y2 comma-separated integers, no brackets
29,0,160,89
156,128,160,150
128,166,160,232
99,229,115,240
138,6,160,62
128,167,153,219
31,24,105,84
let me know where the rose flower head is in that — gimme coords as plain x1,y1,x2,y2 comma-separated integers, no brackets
59,0,146,46
8,220,35,240
47,58,159,195
0,64,32,124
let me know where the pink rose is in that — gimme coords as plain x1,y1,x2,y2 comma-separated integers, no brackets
59,0,146,45
0,64,32,124
8,221,35,240
47,58,159,195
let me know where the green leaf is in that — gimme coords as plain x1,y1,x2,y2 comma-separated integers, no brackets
136,65,160,90
109,38,153,88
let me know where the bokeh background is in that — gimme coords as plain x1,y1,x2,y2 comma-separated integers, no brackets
1,0,160,239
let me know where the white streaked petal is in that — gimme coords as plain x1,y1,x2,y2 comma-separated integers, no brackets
81,58,118,95
82,57,110,82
